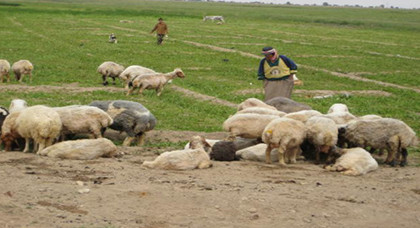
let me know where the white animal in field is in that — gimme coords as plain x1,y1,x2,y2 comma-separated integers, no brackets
203,16,225,23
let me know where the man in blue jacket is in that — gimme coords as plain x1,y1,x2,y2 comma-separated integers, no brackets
258,46,298,101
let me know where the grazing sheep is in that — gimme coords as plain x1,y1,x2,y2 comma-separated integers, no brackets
209,138,260,161
203,16,225,23
9,99,27,113
237,98,277,111
97,61,125,86
236,107,286,117
0,59,11,83
262,118,306,165
284,110,322,123
12,60,33,83
235,143,279,163
338,118,417,166
323,112,357,127
89,100,156,146
119,65,156,90
142,136,212,170
0,111,24,151
16,105,62,153
325,147,378,175
128,68,185,96
265,97,312,113
358,114,382,120
223,113,279,139
38,138,117,160
305,116,338,164
53,105,113,140
327,103,349,114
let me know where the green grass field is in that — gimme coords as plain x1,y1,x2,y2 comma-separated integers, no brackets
0,0,419,151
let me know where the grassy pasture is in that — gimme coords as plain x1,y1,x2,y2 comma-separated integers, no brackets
0,0,419,152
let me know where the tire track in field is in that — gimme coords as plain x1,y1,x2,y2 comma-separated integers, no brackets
180,40,420,94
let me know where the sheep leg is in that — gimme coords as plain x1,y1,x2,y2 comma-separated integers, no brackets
23,138,30,153
6,72,10,82
315,146,321,164
122,137,135,146
0,74,3,83
29,72,32,83
278,146,287,166
265,144,273,164
400,148,408,167
289,147,299,164
102,75,108,86
111,76,116,85
198,160,212,169
342,169,359,176
136,133,146,146
156,85,164,96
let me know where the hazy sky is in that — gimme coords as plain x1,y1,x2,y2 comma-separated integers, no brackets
223,0,420,9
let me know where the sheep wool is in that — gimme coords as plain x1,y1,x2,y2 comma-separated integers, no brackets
0,59,11,83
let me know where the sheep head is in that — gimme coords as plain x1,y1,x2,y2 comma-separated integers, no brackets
189,135,211,150
174,68,185,78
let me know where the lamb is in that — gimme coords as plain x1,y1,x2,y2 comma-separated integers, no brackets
262,118,306,165
11,60,33,83
53,105,113,140
97,61,125,86
38,138,117,160
223,113,279,139
0,59,10,83
142,135,212,170
203,16,225,23
338,118,417,166
119,65,156,90
236,107,286,117
89,100,156,146
0,111,24,151
305,116,338,163
264,97,312,113
284,110,322,123
16,105,62,153
128,68,185,96
237,98,277,111
324,147,378,175
9,99,28,113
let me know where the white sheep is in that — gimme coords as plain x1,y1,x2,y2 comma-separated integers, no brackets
203,16,225,23
237,98,277,111
16,105,62,154
53,105,113,140
323,103,357,127
223,113,279,139
38,138,117,160
12,60,33,83
142,136,212,170
9,99,28,113
184,138,219,153
327,103,349,114
325,147,378,175
0,59,11,83
119,65,156,90
305,116,338,163
262,118,306,165
235,143,279,163
358,114,382,120
339,118,417,166
97,61,125,86
284,110,322,123
236,107,286,117
128,68,185,96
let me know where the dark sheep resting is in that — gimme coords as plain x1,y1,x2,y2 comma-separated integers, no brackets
89,100,157,146
210,138,260,161
265,97,312,113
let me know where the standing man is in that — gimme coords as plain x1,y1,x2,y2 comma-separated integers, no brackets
150,18,168,45
257,46,298,101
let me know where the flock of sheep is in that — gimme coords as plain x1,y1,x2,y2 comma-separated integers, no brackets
0,58,417,176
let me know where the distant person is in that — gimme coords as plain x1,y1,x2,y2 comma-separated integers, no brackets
257,46,298,101
150,18,168,45
109,33,117,43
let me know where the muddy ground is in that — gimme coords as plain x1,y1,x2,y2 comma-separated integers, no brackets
1,130,420,228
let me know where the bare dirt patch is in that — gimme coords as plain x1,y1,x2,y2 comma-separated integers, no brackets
1,130,420,228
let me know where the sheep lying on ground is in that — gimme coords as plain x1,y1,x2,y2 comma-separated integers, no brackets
338,118,417,166
128,68,185,96
284,110,322,123
0,111,24,151
237,98,277,111
0,59,10,83
223,113,279,139
184,138,219,154
38,138,117,160
89,100,156,146
209,138,260,161
9,99,27,113
142,136,212,170
325,147,378,175
305,116,338,164
119,65,156,89
235,143,279,163
236,107,286,117
53,105,113,140
97,61,125,86
262,118,306,165
16,105,62,153
12,60,33,83
265,97,312,113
